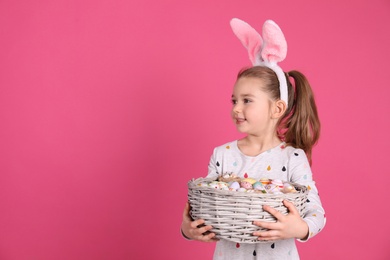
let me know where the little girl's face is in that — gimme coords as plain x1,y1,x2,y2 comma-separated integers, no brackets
231,77,276,136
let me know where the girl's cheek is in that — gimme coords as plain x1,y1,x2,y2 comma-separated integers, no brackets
230,110,235,117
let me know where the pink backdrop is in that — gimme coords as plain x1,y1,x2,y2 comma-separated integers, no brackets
1,0,389,259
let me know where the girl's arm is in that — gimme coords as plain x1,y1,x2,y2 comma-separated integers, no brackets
180,202,218,242
289,149,326,242
181,148,221,242
253,148,326,241
253,200,309,241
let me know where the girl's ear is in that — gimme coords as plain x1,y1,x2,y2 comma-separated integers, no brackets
272,100,287,119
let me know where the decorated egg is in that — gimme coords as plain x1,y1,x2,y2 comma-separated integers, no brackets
218,182,229,189
265,183,278,193
209,181,220,189
240,181,252,189
272,179,284,188
282,183,297,193
253,181,264,190
241,178,257,184
237,187,247,192
229,181,240,190
259,178,271,185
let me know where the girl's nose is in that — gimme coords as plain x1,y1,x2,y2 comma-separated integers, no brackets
232,108,241,115
233,104,241,114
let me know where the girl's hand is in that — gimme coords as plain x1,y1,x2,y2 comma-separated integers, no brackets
253,200,309,241
181,202,218,242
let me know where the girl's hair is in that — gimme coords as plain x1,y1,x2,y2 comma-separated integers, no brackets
237,66,320,164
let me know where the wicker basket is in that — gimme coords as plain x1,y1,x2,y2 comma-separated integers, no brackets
188,177,308,243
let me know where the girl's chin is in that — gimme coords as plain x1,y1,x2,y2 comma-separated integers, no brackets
235,126,248,133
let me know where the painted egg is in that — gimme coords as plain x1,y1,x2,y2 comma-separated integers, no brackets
272,179,284,188
240,181,252,189
253,182,264,190
242,178,257,184
259,178,271,185
229,181,240,190
282,183,297,193
209,181,220,189
218,182,229,189
265,183,278,193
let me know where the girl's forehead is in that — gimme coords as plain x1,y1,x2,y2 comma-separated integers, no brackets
233,77,267,95
235,77,265,88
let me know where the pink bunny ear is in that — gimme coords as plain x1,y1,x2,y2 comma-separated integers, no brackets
230,18,289,106
230,18,263,65
261,20,287,63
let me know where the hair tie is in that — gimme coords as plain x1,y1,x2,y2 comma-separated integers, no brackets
230,18,288,106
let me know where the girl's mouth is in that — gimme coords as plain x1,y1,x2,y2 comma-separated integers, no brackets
235,118,246,124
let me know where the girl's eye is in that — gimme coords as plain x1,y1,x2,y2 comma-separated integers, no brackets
244,99,251,103
231,99,237,105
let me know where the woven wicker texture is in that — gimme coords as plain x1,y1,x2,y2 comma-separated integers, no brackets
188,178,308,243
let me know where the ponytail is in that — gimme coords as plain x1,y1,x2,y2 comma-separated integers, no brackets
278,70,320,165
236,66,320,164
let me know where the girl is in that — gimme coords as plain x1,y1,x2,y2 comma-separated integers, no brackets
181,18,325,259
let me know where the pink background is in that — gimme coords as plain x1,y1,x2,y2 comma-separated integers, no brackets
1,0,389,259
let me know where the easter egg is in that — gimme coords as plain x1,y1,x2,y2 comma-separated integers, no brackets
265,183,278,194
240,181,252,189
242,178,257,184
209,181,220,189
282,183,297,193
253,181,264,190
218,182,228,189
229,181,240,190
260,178,271,185
272,179,284,188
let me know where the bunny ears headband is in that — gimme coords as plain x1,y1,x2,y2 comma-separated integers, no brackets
230,18,288,105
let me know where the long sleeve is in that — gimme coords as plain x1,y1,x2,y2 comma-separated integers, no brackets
288,148,326,241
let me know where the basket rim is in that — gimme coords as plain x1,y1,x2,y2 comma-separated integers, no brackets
188,177,308,198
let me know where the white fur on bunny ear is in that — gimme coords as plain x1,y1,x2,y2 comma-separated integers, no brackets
230,18,263,65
